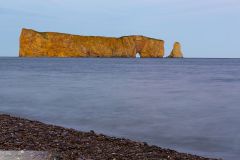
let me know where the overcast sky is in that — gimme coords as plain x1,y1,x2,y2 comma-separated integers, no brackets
0,0,240,57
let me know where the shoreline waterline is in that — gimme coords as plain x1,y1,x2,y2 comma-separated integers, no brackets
0,58,239,159
0,114,219,160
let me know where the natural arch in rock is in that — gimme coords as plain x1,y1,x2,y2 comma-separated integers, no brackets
19,28,165,58
136,53,141,58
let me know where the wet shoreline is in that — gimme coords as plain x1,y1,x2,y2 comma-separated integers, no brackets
0,114,220,160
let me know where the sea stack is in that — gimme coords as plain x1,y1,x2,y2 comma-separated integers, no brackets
19,28,164,58
168,42,183,58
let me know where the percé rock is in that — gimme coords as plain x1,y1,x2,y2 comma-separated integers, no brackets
168,42,183,58
19,28,164,58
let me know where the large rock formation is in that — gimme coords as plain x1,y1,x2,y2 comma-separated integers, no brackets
19,29,164,58
168,42,183,58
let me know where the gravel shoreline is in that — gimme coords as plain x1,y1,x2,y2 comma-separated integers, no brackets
0,114,220,160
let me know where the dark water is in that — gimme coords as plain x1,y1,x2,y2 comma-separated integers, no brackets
0,58,240,159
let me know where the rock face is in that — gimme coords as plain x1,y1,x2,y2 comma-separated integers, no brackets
19,28,164,58
168,42,183,58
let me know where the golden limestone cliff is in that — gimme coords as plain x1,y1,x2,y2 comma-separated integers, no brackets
168,42,184,58
19,29,165,58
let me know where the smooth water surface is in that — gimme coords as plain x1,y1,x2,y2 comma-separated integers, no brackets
0,58,240,159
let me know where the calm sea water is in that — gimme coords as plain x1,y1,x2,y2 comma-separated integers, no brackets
0,57,240,159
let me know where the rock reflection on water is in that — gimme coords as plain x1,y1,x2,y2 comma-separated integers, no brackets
0,58,240,160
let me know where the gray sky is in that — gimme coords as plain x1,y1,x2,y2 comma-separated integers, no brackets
0,0,240,57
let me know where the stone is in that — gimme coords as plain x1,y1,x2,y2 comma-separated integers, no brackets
168,42,183,58
19,28,165,58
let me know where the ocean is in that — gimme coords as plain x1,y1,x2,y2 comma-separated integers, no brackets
0,57,239,159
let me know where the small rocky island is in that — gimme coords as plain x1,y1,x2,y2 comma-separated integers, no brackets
19,28,183,58
168,42,184,58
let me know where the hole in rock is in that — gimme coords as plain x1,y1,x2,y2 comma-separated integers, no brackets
136,53,141,58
